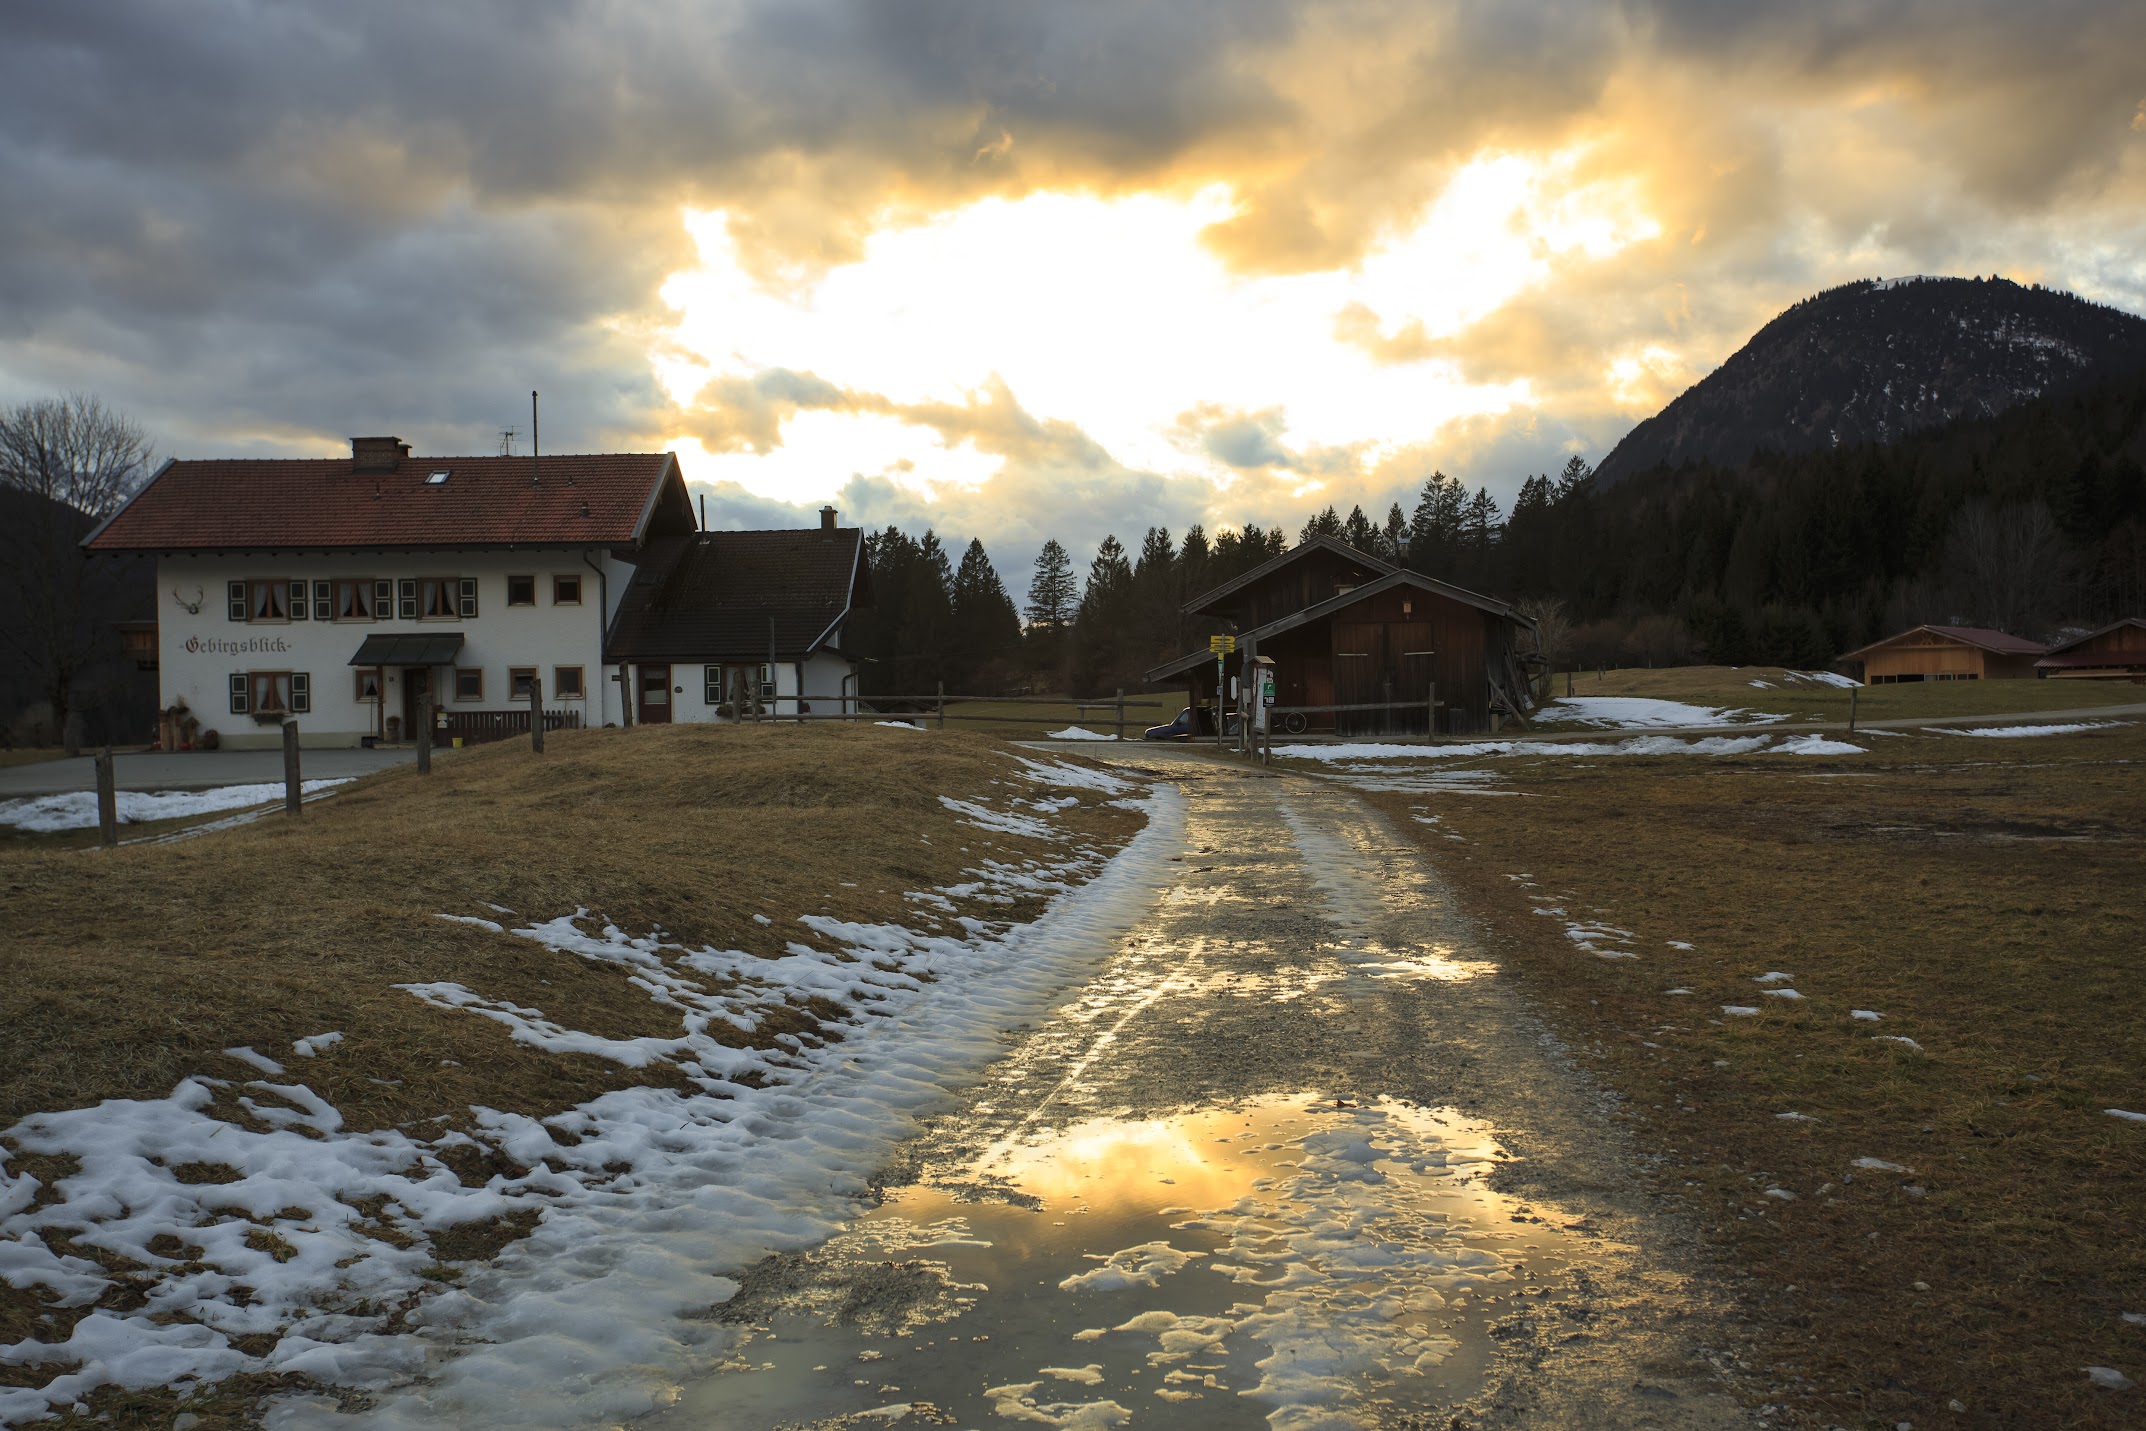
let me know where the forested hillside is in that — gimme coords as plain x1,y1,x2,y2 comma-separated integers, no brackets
1594,276,2146,485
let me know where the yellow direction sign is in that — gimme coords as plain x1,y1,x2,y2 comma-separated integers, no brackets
1208,633,1237,654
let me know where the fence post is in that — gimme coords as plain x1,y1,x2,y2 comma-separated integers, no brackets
282,720,302,817
1114,688,1125,741
95,746,117,847
417,688,433,775
1427,680,1438,743
937,680,946,730
1848,685,1858,734
529,677,545,754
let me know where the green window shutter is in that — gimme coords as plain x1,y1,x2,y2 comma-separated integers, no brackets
458,577,479,619
288,579,307,621
291,672,310,713
375,579,393,620
227,581,246,622
312,581,331,620
398,579,417,620
704,665,722,704
229,673,249,714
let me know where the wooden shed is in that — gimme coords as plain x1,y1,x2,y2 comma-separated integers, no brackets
1144,537,1540,736
1838,624,2044,683
2033,617,2146,682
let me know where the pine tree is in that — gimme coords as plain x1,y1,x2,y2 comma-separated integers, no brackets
1299,505,1344,543
951,538,1022,691
1026,539,1076,630
1342,504,1376,553
1070,535,1135,694
1381,503,1408,562
1407,472,1467,574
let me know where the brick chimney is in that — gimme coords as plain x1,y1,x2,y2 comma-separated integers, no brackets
351,436,410,472
820,504,838,535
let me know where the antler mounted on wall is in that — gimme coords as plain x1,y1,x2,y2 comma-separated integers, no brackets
173,585,204,614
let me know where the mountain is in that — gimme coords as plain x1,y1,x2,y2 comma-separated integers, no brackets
1593,276,2146,486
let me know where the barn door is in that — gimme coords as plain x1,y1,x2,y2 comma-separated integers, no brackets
1392,622,1435,735
1332,623,1384,736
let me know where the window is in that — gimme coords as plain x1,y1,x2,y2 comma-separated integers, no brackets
247,579,290,622
553,666,585,699
509,666,539,699
236,671,309,716
311,580,332,621
552,574,582,606
425,469,451,485
454,667,484,702
336,579,375,621
355,669,383,703
413,576,473,621
704,663,773,704
507,575,537,607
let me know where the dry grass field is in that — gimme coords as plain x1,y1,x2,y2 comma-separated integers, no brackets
0,725,1143,1425
1344,723,2146,1427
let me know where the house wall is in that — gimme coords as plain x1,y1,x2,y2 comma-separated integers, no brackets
156,550,622,747
641,650,860,724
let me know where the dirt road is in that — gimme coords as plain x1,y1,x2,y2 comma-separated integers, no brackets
652,750,1751,1429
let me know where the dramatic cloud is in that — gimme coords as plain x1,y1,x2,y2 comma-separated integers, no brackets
3,0,2143,577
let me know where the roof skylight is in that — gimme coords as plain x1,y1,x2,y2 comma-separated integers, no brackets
426,469,451,485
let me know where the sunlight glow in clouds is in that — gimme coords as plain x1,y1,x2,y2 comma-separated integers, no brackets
656,151,1663,507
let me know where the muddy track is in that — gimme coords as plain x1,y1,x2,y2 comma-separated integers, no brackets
653,752,1751,1429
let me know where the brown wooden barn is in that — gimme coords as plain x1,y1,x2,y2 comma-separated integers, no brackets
1144,537,1540,736
1837,624,2044,683
2034,617,2146,682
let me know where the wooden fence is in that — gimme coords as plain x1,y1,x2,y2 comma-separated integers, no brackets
438,708,585,745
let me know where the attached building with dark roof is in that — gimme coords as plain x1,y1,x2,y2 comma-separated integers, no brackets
1144,536,1542,737
604,509,871,723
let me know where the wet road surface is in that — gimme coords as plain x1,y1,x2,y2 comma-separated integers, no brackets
650,750,1748,1429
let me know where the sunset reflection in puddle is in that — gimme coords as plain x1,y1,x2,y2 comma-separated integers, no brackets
656,1095,1579,1429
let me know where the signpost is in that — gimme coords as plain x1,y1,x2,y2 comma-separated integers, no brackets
1208,633,1235,748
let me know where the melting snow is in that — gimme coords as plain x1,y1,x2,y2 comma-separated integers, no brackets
1537,697,1786,729
1046,726,1118,741
0,780,352,833
1923,721,2127,739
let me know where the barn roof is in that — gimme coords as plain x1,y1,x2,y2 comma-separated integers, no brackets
2035,616,2146,660
605,528,868,662
1181,535,1396,616
1838,624,2045,661
83,449,688,552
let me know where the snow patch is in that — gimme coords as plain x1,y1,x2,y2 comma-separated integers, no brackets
1046,726,1118,741
0,780,352,833
1924,721,2127,739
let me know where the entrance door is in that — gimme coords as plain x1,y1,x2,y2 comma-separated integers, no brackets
400,667,430,742
638,664,673,724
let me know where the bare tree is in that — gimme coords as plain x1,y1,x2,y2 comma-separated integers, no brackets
1515,596,1571,674
1941,499,2075,635
0,395,155,746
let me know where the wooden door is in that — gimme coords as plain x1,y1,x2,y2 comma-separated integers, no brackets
400,668,429,742
1391,622,1435,734
638,664,673,724
1332,623,1383,736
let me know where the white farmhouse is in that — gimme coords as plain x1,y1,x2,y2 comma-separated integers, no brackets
85,436,868,747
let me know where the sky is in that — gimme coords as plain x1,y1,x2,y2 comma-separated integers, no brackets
5,0,2145,586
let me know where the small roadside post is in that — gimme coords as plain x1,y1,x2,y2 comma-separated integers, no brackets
416,687,433,775
529,676,545,754
282,719,302,817
95,746,117,847
1847,685,1858,734
937,680,947,730
1208,633,1235,749
1114,688,1126,742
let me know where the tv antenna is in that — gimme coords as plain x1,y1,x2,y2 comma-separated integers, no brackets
498,427,517,456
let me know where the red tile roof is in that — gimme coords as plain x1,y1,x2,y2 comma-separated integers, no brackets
84,451,688,552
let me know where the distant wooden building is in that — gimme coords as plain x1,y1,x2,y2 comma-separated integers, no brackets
1838,624,2044,683
2034,617,2146,682
1144,537,1540,736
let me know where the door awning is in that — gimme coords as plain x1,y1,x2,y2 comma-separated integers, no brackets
347,632,466,666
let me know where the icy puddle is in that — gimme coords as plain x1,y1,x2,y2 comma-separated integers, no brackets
654,1094,1578,1429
